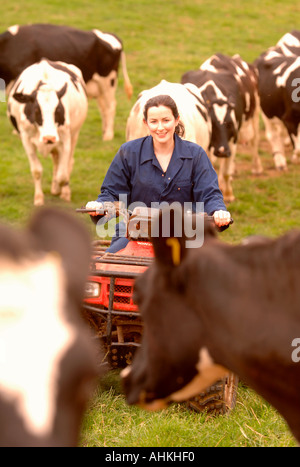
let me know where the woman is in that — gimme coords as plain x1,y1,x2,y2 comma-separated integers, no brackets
86,94,231,252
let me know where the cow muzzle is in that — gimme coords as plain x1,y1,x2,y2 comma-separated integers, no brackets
42,135,58,145
213,145,231,158
121,366,169,410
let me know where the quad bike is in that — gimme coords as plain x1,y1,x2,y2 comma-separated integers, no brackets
77,203,239,415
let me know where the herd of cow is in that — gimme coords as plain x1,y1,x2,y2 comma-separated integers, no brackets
0,23,300,446
0,24,299,205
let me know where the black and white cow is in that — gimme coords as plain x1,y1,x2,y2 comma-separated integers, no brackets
7,59,88,206
122,206,300,443
126,79,211,151
254,32,300,170
181,53,262,202
0,23,133,140
0,207,98,447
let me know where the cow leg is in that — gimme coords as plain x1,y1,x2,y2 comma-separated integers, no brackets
218,144,236,203
251,95,264,175
51,149,61,196
250,101,263,175
21,134,44,206
55,139,72,202
87,71,118,141
59,132,80,202
261,113,287,171
290,128,300,164
208,149,218,167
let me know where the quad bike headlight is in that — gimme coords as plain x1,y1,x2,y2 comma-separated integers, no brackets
84,281,101,298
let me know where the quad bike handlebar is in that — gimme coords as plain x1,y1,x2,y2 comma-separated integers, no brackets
76,204,233,239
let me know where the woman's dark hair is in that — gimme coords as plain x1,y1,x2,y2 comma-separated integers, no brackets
143,94,185,137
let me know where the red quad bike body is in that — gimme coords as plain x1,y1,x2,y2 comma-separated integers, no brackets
81,205,238,415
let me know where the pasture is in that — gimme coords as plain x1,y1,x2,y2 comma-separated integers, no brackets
0,0,299,448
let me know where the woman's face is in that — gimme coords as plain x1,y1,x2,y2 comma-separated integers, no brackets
144,105,179,146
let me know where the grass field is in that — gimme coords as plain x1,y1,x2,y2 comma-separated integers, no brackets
0,0,299,448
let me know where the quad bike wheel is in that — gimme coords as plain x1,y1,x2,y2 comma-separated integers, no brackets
186,372,239,415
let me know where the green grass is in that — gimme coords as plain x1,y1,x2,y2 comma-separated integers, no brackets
0,0,300,448
80,372,297,447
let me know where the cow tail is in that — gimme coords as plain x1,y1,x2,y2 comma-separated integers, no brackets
121,51,133,99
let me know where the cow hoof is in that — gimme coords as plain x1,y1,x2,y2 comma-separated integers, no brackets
276,165,288,172
274,154,287,171
34,197,44,206
223,194,235,203
51,183,61,196
252,168,264,176
60,186,71,202
60,193,71,202
102,133,114,141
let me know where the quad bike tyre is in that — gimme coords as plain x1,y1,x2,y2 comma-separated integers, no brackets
186,372,239,415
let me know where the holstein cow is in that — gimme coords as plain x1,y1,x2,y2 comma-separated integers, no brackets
0,23,133,140
0,207,98,447
276,30,300,57
181,53,262,202
126,79,211,152
254,35,300,170
122,206,300,443
7,59,88,206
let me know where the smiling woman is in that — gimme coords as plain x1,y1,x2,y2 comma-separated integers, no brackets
143,95,183,172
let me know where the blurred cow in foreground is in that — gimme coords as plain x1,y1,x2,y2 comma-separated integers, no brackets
0,207,98,446
7,59,88,206
122,206,300,443
126,79,211,152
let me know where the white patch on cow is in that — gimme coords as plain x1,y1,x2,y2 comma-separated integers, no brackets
0,254,77,437
92,29,122,50
169,347,228,402
7,24,19,35
265,49,283,61
120,365,132,378
212,103,227,124
273,61,288,76
233,66,245,82
230,108,237,130
277,33,300,54
36,85,60,144
276,57,300,88
244,91,251,112
198,80,227,102
200,56,218,73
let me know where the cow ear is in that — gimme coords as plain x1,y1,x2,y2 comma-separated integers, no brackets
150,206,188,267
57,83,67,99
13,92,32,104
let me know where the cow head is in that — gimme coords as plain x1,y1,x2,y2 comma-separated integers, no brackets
13,81,67,144
0,207,99,446
122,207,228,410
